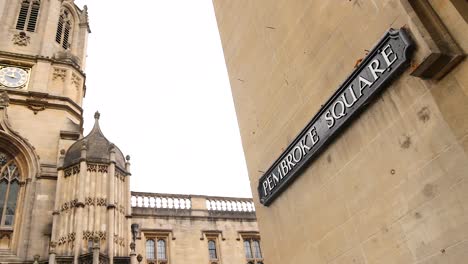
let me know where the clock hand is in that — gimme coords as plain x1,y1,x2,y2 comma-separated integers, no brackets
7,73,16,79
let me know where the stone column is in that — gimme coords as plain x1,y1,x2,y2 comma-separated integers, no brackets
74,141,87,264
92,238,100,264
39,0,63,56
125,155,131,255
48,149,65,264
107,145,116,263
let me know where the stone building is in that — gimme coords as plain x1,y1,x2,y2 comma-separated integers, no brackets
0,1,262,264
212,0,467,264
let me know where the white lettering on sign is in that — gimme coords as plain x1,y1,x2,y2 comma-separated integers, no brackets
262,126,319,196
258,29,414,206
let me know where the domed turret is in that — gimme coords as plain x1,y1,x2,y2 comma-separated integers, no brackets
52,112,131,263
63,111,126,170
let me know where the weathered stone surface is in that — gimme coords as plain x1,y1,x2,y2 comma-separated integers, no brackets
213,0,468,263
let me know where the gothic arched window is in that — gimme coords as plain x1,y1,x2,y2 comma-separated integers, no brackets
252,240,262,259
243,238,263,264
146,239,155,260
145,236,169,263
244,240,252,259
16,0,41,32
157,239,166,260
55,8,73,49
0,152,20,227
208,240,217,260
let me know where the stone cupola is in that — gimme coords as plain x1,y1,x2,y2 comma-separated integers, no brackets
49,112,132,264
63,112,127,171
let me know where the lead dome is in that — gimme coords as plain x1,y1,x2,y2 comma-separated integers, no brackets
63,111,127,170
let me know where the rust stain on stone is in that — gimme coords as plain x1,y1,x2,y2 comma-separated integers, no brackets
399,134,411,149
417,106,431,123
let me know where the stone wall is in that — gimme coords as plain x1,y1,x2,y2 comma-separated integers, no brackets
131,192,260,264
212,0,468,263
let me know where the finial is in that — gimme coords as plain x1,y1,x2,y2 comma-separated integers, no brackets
94,111,100,120
109,143,116,153
126,155,131,161
81,5,91,33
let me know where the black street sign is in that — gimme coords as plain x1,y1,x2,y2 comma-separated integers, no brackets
258,28,414,206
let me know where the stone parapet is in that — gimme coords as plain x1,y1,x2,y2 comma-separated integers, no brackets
130,192,256,220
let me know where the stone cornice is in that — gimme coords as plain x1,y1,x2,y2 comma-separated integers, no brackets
131,208,257,222
3,89,83,122
0,51,86,77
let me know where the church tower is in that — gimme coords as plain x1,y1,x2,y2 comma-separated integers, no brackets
0,1,131,264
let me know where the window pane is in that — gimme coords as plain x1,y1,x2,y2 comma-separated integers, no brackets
5,181,19,226
244,240,252,259
157,239,166,260
253,240,262,258
146,240,155,260
208,240,217,259
0,180,7,224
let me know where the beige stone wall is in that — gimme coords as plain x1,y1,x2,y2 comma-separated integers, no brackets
0,0,90,262
213,0,468,263
132,195,260,264
133,217,258,264
0,0,89,107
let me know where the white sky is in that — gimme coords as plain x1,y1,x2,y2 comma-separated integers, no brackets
74,0,252,198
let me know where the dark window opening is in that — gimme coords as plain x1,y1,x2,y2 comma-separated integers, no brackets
16,0,41,32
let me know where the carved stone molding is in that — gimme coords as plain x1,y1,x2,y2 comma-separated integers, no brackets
113,235,125,247
53,68,67,81
25,92,48,114
96,197,107,206
200,230,225,241
83,230,106,241
64,165,80,177
98,164,108,173
60,199,78,212
0,92,9,108
71,72,82,89
57,232,76,245
85,197,95,206
84,197,107,207
12,32,31,46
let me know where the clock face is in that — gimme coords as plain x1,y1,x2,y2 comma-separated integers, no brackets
0,67,29,88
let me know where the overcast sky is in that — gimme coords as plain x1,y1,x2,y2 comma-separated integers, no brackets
74,0,252,198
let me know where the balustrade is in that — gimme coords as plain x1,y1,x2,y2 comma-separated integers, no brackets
205,198,255,212
131,192,191,210
131,192,256,213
